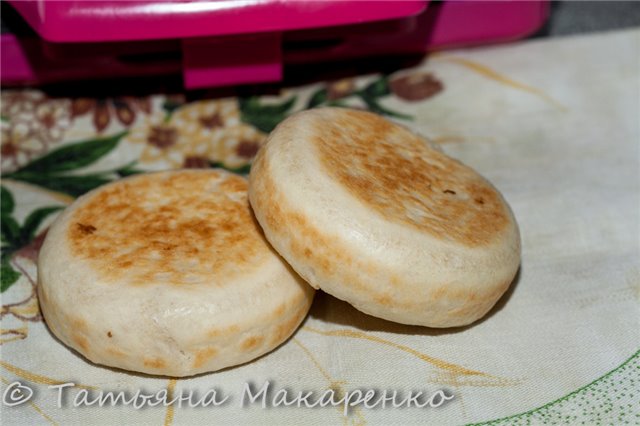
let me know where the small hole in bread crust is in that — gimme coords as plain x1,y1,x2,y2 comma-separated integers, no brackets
475,197,485,205
77,223,97,235
107,331,113,338
443,189,456,195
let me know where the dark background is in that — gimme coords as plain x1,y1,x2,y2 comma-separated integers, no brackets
1,1,638,95
3,1,640,39
532,1,640,37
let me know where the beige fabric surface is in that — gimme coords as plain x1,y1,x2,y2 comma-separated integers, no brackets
1,29,639,425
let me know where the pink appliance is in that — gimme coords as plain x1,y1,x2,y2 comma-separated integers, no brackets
1,0,549,89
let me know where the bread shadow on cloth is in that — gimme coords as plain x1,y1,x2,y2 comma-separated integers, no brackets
39,310,314,381
307,267,522,336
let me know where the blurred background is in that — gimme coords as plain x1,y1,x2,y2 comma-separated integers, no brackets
532,0,639,36
1,0,639,93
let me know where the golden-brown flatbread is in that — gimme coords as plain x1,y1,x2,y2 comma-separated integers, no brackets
249,108,520,327
38,170,314,376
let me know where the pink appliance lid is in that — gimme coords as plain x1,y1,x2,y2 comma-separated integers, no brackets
7,0,428,43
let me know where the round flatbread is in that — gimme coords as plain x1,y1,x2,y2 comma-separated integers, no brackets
38,170,314,377
249,108,520,328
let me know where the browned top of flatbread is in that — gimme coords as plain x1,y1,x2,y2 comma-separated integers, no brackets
312,108,510,247
68,170,268,285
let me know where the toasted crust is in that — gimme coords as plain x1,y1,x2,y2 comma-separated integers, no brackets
68,170,266,286
249,108,520,327
314,110,508,246
38,170,314,377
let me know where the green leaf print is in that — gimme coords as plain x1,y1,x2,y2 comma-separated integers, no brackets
307,88,329,109
0,187,64,292
1,258,20,292
20,206,64,243
1,186,15,215
9,131,127,175
4,132,129,198
239,96,297,133
7,173,113,198
209,161,252,175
